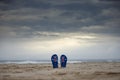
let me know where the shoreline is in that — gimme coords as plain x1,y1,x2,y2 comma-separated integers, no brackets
0,59,120,64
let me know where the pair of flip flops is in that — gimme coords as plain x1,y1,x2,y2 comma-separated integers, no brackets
51,54,67,68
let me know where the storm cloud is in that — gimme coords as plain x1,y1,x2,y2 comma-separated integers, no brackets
0,0,120,60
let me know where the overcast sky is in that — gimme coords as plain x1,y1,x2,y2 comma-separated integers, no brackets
0,0,120,60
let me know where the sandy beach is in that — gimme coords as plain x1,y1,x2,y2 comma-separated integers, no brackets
0,62,120,80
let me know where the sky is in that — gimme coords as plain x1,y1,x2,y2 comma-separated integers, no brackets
0,0,120,60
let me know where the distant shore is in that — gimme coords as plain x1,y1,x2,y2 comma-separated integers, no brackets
0,62,120,80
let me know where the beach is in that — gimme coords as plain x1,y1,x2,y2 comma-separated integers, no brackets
0,62,120,80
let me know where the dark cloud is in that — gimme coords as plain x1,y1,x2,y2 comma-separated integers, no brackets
0,0,52,11
0,0,120,60
100,0,120,2
0,0,13,4
0,0,120,39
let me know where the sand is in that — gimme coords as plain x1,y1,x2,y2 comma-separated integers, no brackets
0,62,120,80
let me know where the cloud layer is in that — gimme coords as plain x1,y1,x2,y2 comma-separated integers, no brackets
0,0,120,60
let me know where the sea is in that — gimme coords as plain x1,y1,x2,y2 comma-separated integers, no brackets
0,59,120,64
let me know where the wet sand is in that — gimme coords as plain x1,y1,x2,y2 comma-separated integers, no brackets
0,62,120,80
